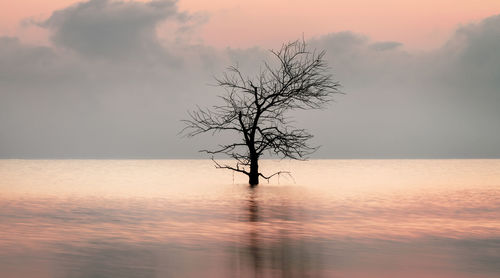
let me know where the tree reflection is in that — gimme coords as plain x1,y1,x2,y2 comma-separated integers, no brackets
231,186,324,278
247,188,263,277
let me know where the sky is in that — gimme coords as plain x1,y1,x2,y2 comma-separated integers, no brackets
1,0,499,158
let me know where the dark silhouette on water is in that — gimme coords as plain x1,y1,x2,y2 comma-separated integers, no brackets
229,187,325,278
247,189,263,277
183,39,341,185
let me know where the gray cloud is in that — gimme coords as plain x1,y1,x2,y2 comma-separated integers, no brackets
305,16,500,158
1,2,499,158
38,0,187,63
370,41,402,51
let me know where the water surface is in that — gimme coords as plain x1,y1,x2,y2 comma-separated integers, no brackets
1,160,499,277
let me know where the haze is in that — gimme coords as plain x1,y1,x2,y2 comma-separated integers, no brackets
1,0,499,158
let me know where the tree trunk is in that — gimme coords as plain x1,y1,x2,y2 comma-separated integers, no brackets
249,156,259,186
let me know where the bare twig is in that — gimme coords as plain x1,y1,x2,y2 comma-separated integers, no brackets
182,39,341,185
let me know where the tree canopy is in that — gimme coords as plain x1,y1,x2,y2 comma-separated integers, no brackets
183,39,341,185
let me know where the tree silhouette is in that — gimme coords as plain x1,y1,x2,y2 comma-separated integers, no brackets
183,39,341,185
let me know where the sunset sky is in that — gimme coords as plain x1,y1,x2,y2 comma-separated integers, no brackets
1,0,499,158
2,0,500,49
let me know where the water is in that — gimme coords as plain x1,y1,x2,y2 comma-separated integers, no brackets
0,159,499,277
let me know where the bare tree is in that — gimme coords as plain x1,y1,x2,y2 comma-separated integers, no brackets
183,40,341,185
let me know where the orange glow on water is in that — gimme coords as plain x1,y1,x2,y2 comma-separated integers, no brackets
1,160,499,277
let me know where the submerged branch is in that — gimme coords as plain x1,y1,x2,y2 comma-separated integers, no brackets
212,157,250,176
259,171,294,184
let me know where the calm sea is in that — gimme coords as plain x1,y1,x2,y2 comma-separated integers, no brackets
0,160,499,277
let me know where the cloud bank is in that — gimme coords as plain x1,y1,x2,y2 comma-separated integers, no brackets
1,0,499,158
